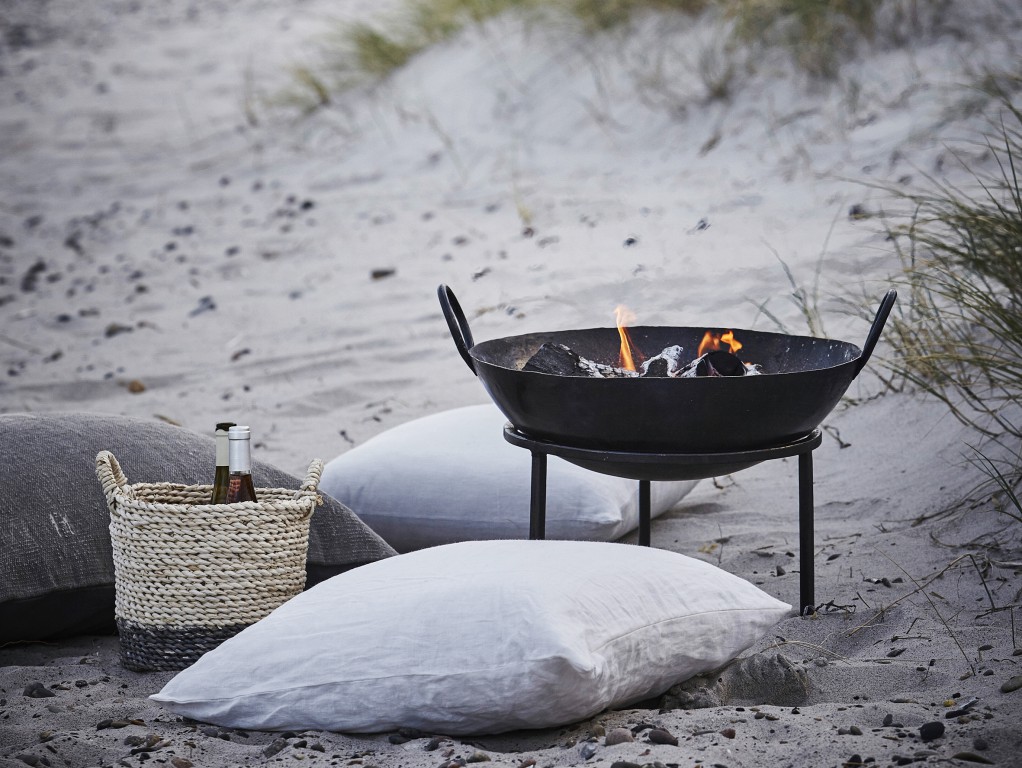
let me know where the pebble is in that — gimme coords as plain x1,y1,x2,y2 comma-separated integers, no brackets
15,755,40,767
720,727,736,739
973,737,989,751
578,741,599,760
263,738,287,757
605,728,634,745
608,762,641,768
1001,675,1022,693
466,752,491,763
843,755,864,767
950,752,994,764
189,295,216,316
171,758,193,768
919,721,945,741
23,683,55,699
648,728,678,746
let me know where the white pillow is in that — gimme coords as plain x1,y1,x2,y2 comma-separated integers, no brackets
319,405,699,552
152,539,791,735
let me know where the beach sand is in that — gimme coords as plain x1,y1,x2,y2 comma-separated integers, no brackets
2,1,1021,765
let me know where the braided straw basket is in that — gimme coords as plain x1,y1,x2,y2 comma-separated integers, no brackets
95,450,322,672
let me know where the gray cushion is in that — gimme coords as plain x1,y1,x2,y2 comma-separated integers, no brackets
0,412,396,644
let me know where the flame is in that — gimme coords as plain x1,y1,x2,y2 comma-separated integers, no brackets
698,329,743,357
614,305,644,372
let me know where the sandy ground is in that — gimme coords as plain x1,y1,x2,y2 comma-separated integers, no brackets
2,0,1022,765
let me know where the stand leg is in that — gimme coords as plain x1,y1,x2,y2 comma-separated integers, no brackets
798,450,815,614
529,451,548,540
638,480,651,546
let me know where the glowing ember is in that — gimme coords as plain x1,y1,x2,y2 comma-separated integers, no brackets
698,329,743,357
614,305,644,372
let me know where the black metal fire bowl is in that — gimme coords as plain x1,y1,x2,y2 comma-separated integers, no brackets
440,285,896,454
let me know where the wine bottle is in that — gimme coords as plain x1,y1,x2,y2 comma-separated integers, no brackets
226,425,258,503
210,421,236,504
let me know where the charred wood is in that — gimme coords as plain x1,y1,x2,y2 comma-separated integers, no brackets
523,343,638,378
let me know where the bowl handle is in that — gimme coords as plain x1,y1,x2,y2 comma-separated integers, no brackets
438,284,477,375
853,288,898,377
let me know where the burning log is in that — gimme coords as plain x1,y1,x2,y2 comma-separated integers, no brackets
639,345,686,378
678,349,760,378
523,343,638,378
524,342,761,378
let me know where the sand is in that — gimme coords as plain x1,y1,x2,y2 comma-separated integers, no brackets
2,0,1022,765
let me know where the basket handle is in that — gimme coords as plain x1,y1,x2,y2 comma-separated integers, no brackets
299,459,324,495
95,450,134,503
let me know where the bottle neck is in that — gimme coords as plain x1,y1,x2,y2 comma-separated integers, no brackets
228,426,253,474
215,429,231,468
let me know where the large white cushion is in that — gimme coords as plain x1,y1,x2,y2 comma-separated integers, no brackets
319,405,699,552
151,539,791,735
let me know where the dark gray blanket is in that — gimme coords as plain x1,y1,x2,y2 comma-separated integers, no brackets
0,412,395,643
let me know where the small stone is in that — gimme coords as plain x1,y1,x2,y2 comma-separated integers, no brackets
105,322,133,337
23,683,55,699
171,758,193,768
950,753,994,764
263,738,287,757
605,728,634,746
979,644,993,651
608,762,640,768
973,737,988,751
775,565,785,576
1001,675,1022,693
648,728,678,746
844,756,863,767
199,726,219,737
578,742,598,760
466,752,490,763
425,736,445,751
15,754,41,767
720,727,736,739
309,743,325,753
919,721,945,741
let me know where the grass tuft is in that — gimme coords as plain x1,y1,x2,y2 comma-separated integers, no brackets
881,94,1022,446
286,0,952,111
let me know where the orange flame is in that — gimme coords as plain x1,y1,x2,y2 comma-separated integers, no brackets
698,329,743,357
614,305,644,372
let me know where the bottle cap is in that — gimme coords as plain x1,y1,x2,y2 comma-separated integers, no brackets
228,425,251,439
216,421,236,432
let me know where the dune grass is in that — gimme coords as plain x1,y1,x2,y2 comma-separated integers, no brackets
301,0,886,101
882,95,1022,447
875,87,1022,528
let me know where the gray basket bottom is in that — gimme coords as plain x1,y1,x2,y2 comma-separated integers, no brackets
116,618,248,672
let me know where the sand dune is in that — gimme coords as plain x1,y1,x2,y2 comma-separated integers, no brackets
2,0,1021,765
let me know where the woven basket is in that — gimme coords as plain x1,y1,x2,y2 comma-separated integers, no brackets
95,450,322,672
